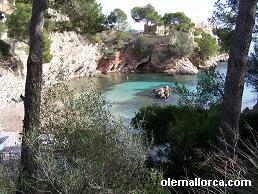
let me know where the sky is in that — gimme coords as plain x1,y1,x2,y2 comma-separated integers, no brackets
96,0,217,30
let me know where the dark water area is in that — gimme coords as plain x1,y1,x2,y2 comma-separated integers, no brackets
69,63,257,125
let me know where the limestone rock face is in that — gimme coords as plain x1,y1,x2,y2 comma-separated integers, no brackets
97,45,150,73
200,53,229,69
12,31,100,85
12,32,229,82
43,32,100,85
165,58,199,75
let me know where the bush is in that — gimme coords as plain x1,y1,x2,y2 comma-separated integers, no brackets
0,23,6,36
142,169,171,194
197,32,218,60
167,31,193,59
117,31,131,41
193,27,204,36
132,104,221,179
43,31,53,63
21,84,148,193
0,165,16,193
135,35,152,59
0,39,11,56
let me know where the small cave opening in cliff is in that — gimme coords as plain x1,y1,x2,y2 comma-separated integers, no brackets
136,61,150,72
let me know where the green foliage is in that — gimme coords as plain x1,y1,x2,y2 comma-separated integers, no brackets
6,3,32,40
197,32,218,60
193,27,204,36
167,31,193,59
106,8,128,30
143,169,171,194
176,67,225,108
134,35,152,59
115,31,131,49
213,27,234,52
0,23,6,36
43,31,53,63
163,12,195,32
0,165,16,193
117,31,131,41
24,84,147,193
246,45,258,92
15,0,32,3
209,0,240,52
131,4,161,26
0,39,11,56
92,32,103,44
132,104,221,178
51,0,105,35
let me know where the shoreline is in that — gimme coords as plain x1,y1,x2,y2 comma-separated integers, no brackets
0,103,23,147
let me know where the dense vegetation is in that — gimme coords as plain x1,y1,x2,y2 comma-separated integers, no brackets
134,35,152,59
197,32,218,60
50,0,105,35
167,31,193,59
0,39,11,56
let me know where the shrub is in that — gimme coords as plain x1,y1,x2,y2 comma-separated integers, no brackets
22,84,147,193
167,31,193,59
197,32,218,60
134,35,152,59
0,165,16,193
91,32,103,44
0,39,11,56
0,23,6,36
43,31,53,63
196,134,258,194
117,31,131,41
142,169,171,194
132,104,221,179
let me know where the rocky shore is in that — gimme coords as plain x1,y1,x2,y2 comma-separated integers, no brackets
0,31,229,137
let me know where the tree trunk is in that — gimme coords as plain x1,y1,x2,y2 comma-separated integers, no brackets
17,0,47,193
220,0,257,147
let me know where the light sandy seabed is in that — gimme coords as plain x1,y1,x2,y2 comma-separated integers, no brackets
0,103,23,147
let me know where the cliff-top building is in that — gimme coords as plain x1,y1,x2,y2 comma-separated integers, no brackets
144,24,169,36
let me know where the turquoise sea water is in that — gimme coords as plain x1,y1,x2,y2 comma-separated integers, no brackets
69,63,257,124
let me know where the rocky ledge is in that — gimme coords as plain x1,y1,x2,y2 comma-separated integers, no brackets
97,35,228,75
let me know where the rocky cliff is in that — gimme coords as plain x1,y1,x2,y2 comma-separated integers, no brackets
97,35,228,75
0,31,229,106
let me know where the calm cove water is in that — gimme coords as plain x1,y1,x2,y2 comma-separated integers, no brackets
69,63,257,125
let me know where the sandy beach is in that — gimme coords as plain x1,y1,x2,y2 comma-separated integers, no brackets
0,103,23,147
